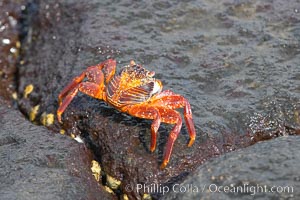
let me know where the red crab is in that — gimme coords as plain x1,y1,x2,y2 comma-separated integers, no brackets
57,59,196,168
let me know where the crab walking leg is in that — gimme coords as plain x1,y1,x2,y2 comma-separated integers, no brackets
58,72,86,105
125,106,161,152
160,110,182,169
100,59,117,83
57,67,106,123
183,100,196,147
57,82,104,123
152,90,196,147
150,110,161,152
57,87,79,123
58,59,116,105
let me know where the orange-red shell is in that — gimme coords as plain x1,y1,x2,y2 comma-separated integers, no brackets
106,64,162,108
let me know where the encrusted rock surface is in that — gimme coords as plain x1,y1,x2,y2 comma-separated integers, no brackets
162,136,300,200
0,98,115,200
0,0,299,199
0,0,25,100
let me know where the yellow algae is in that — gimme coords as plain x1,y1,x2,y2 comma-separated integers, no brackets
16,41,21,48
91,160,101,182
123,194,129,200
106,174,121,190
143,193,152,200
104,186,114,194
45,113,54,126
29,105,40,121
41,113,54,126
24,84,34,98
41,113,47,125
60,129,65,135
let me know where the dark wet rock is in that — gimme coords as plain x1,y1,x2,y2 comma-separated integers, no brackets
0,98,115,200
61,96,299,199
18,0,300,132
17,0,84,121
0,0,27,100
14,0,300,199
162,136,300,200
78,110,252,199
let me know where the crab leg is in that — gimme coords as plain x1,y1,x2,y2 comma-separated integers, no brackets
57,68,105,122
157,109,182,169
126,90,196,168
57,69,105,123
152,90,196,147
126,106,161,152
126,104,190,168
183,100,196,147
57,86,79,123
57,82,103,123
130,107,183,169
58,59,116,105
150,110,161,152
58,72,86,105
57,59,117,123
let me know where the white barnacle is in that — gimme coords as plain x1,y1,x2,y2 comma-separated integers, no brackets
74,135,84,143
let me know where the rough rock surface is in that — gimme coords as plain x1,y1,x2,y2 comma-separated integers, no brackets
1,0,299,199
0,98,115,200
162,136,300,200
0,0,25,100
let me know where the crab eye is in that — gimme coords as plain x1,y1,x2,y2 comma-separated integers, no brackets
148,71,155,77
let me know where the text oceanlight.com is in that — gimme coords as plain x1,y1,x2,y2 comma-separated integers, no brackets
125,183,294,196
